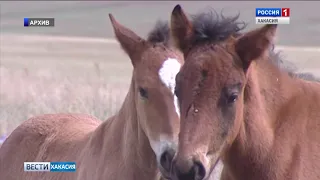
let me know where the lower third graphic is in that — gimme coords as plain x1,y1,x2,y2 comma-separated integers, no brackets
24,162,76,172
24,18,55,27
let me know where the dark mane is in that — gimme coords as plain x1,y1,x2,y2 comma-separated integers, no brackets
147,20,170,46
190,9,320,82
191,9,246,45
270,49,320,82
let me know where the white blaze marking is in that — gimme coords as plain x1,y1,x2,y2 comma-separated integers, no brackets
158,58,181,117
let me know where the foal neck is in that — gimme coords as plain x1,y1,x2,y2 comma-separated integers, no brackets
87,79,159,179
224,55,305,179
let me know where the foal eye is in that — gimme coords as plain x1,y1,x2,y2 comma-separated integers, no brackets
227,93,238,104
225,83,241,104
139,87,148,98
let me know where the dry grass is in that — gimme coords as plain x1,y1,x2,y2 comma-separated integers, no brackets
0,34,134,137
0,65,130,136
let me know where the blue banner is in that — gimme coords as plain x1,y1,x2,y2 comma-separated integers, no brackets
256,8,282,17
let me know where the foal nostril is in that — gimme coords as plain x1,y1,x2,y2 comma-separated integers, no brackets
193,161,206,180
160,149,175,172
173,160,206,180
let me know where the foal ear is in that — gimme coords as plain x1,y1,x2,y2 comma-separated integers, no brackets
170,4,194,54
235,24,277,70
109,14,148,66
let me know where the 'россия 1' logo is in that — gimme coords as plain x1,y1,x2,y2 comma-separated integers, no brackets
255,8,290,24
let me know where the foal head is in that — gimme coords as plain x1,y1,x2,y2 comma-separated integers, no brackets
109,14,183,177
169,5,277,180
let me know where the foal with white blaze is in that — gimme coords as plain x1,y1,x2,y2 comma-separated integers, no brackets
0,14,183,180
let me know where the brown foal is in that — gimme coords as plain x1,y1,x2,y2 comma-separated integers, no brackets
0,14,183,180
169,5,320,180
